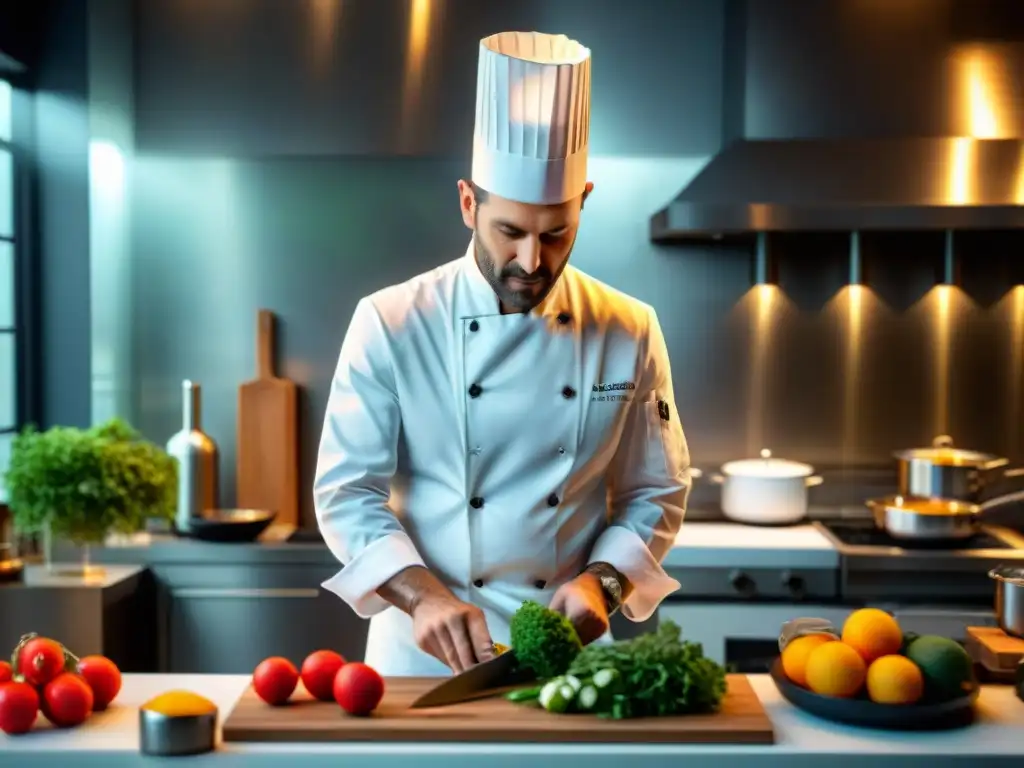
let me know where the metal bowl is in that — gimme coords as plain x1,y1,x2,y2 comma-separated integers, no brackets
186,509,276,543
0,556,24,583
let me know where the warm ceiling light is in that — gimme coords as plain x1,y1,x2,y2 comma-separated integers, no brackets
939,230,961,286
752,232,777,286
848,231,864,285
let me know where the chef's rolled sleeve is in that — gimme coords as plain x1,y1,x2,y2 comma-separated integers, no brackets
314,297,426,618
591,306,690,622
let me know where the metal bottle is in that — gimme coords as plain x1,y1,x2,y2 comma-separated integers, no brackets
166,380,219,534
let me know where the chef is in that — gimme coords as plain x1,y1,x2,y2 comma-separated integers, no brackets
313,30,691,677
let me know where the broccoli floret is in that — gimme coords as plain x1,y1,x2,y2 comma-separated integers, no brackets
509,600,583,678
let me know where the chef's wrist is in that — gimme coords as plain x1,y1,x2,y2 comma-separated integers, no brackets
378,565,453,616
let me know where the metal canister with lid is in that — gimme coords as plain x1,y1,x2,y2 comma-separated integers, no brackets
778,617,840,651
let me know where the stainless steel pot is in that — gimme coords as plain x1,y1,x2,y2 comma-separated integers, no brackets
989,565,1024,638
867,490,1024,541
711,449,823,525
894,434,1024,503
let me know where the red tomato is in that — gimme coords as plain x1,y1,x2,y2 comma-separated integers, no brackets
333,662,384,716
42,673,94,727
17,637,66,687
253,657,299,705
0,681,39,735
0,661,12,684
300,650,346,702
77,655,122,711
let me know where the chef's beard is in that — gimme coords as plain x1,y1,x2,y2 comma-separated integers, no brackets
473,232,574,313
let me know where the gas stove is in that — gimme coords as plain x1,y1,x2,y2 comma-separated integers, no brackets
819,519,1020,552
814,519,1024,604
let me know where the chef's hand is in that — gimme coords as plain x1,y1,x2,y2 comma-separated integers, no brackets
411,593,496,673
549,573,610,645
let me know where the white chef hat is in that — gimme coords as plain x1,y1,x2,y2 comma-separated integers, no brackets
471,31,592,205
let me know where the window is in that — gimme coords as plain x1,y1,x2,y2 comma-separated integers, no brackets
0,76,17,499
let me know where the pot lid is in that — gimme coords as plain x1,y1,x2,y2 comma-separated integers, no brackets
720,449,814,479
989,565,1024,585
893,434,1004,467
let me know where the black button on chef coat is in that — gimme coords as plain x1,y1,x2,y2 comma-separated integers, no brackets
469,383,482,398
557,313,571,325
473,579,484,588
534,579,547,589
562,386,576,399
470,496,484,509
547,493,559,507
469,320,479,332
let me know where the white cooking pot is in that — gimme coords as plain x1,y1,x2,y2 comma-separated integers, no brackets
711,449,823,525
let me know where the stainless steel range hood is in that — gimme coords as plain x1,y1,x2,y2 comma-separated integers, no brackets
651,0,1024,243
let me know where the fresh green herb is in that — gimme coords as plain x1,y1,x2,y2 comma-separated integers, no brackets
3,418,178,543
565,620,727,719
509,600,583,679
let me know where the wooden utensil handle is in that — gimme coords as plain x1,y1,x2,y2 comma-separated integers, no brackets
258,309,275,379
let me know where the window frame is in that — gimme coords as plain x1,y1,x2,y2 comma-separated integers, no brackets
1,67,38,446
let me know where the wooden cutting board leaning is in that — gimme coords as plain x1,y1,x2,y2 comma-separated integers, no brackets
221,675,775,744
236,309,300,527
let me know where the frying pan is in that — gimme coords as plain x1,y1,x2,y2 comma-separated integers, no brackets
867,491,1024,541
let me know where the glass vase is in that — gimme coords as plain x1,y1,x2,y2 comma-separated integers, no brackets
78,542,104,581
42,522,54,572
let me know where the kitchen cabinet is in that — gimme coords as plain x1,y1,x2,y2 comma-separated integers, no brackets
154,564,368,674
0,564,156,672
134,0,724,157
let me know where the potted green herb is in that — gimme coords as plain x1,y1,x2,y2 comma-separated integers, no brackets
1,417,177,576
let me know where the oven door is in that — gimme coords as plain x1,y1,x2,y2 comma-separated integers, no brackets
657,602,852,673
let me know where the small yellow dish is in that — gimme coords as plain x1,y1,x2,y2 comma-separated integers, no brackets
139,690,218,757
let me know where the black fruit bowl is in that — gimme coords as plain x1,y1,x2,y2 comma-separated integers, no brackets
770,658,979,730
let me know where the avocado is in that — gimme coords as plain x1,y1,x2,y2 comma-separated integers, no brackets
899,631,920,655
904,635,977,702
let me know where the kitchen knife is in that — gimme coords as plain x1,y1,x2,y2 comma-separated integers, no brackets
408,650,539,709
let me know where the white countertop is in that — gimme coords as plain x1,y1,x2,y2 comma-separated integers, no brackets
664,522,840,568
3,674,1022,767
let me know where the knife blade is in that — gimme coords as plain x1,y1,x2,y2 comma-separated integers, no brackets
408,650,539,708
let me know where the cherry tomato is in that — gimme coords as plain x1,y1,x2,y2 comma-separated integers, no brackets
77,655,122,711
300,650,346,702
333,662,384,716
17,637,66,687
0,681,39,735
252,657,299,705
42,673,93,728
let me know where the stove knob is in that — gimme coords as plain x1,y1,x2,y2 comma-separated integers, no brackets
781,570,806,600
729,569,757,597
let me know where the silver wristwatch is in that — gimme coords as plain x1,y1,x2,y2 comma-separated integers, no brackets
586,562,624,615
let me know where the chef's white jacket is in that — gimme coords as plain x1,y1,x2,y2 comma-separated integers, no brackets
313,240,691,675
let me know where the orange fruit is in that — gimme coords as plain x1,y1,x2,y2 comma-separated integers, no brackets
781,634,834,687
804,641,867,698
866,654,924,705
841,608,903,664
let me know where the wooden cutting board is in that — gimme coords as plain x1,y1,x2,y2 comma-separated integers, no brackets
236,309,299,527
222,675,774,744
966,626,1024,676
